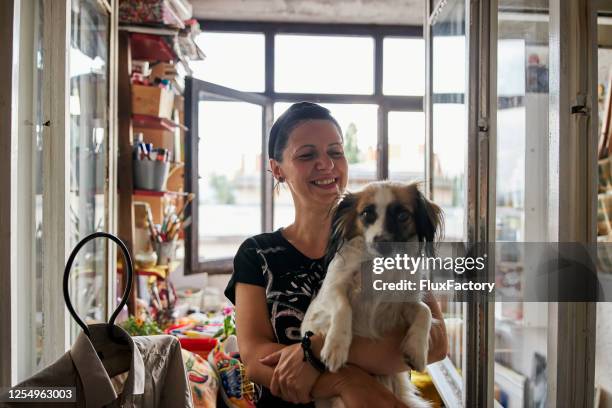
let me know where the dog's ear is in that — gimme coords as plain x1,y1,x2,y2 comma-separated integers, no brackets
325,192,358,267
414,188,444,244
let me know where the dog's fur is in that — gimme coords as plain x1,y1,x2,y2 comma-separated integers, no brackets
301,181,443,408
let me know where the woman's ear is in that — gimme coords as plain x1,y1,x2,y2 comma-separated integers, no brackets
269,159,284,181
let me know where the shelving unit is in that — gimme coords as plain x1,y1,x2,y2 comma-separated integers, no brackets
117,22,203,314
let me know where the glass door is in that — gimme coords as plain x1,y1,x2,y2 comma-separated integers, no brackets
426,1,472,406
185,78,272,274
493,2,550,407
11,0,115,380
427,0,598,406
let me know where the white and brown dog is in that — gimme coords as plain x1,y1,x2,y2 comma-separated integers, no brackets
302,181,443,408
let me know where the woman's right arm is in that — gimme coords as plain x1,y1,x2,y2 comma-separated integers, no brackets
234,282,283,387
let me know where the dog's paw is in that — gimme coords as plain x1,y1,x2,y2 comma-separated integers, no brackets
401,333,429,372
320,336,351,373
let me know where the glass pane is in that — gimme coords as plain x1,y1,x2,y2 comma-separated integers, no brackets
272,103,378,229
275,35,374,94
68,0,109,341
34,0,44,368
432,103,466,241
433,36,466,94
388,111,425,182
430,0,468,393
192,32,265,92
198,101,262,260
383,38,425,96
495,2,549,407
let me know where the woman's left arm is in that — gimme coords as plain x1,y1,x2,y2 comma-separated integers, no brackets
261,292,449,383
423,290,449,363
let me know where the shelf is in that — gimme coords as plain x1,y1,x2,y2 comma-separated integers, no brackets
132,114,181,131
121,27,203,75
134,189,189,197
119,24,179,36
118,260,181,280
130,33,177,62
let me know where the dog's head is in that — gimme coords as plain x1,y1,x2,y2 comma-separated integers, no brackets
326,181,443,261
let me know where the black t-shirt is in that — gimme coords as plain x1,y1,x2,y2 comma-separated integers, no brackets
225,229,326,408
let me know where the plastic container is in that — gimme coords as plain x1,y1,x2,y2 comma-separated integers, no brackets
165,324,218,359
133,159,170,191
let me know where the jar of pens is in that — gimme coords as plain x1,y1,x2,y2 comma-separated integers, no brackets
133,137,172,191
147,193,195,265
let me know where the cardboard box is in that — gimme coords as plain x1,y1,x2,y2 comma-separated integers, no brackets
150,62,177,81
132,84,175,119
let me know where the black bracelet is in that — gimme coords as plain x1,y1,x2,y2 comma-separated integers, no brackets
301,331,327,373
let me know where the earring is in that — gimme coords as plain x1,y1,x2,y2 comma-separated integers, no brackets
278,177,285,183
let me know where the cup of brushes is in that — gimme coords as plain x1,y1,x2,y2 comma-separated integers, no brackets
147,193,195,266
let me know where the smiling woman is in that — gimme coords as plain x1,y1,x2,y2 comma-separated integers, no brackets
223,102,447,408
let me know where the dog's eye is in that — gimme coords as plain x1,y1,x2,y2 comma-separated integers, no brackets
397,211,410,222
360,208,376,223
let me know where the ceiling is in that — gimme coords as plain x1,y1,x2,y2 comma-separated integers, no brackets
192,0,425,26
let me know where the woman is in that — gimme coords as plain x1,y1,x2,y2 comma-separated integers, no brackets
224,102,448,407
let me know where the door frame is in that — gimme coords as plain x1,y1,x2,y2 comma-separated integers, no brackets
546,0,598,406
0,0,21,387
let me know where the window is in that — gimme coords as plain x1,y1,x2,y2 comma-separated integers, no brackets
275,35,374,95
187,22,424,273
383,38,425,95
433,36,466,94
197,101,263,260
388,111,425,181
192,32,265,92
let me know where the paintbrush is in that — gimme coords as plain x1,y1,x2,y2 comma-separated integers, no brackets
176,193,195,220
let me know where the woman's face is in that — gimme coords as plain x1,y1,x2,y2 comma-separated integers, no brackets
272,119,348,208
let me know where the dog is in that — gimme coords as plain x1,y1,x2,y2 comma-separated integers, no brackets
301,181,443,408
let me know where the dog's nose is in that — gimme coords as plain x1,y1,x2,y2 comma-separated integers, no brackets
371,235,392,255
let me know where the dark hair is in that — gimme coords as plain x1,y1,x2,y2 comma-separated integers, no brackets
268,102,342,162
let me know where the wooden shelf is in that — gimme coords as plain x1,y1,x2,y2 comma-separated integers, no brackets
130,33,177,62
134,189,189,197
119,26,203,77
118,260,181,280
118,28,191,316
119,24,179,36
132,114,181,131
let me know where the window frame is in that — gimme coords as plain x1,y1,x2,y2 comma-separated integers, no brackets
187,20,424,275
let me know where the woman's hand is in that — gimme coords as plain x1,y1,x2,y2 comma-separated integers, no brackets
327,365,410,408
259,343,321,404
